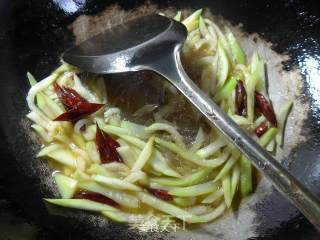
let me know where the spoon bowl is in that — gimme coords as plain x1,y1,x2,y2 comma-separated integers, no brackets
63,14,187,74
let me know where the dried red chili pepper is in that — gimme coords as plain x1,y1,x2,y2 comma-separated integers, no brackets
103,132,120,149
54,83,87,109
149,188,173,201
96,123,123,163
53,83,104,121
255,105,261,115
235,80,247,116
254,91,277,126
54,102,104,121
255,121,269,137
75,190,118,207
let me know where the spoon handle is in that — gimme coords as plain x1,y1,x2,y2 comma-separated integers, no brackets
155,48,320,231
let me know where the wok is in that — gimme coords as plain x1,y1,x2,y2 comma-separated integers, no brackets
0,0,320,239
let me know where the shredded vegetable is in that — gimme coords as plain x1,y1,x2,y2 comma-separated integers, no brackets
26,9,291,229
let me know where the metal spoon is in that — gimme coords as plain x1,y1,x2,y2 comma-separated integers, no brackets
63,14,320,230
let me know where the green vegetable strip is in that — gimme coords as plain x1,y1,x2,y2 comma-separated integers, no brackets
230,115,252,125
120,120,149,139
116,146,137,168
189,34,201,46
214,74,240,102
194,56,216,67
169,181,218,197
199,16,210,39
146,123,185,148
240,64,258,123
36,92,55,119
196,202,226,222
131,136,155,172
40,92,63,117
119,135,181,177
137,192,202,223
87,163,118,178
155,137,230,167
149,182,174,192
190,127,206,152
92,175,141,191
275,101,293,147
118,134,145,149
102,210,150,224
240,127,278,196
231,164,240,198
214,150,240,182
266,138,276,152
78,182,139,208
27,67,60,125
202,188,224,204
225,27,246,64
199,16,218,50
72,170,91,182
150,168,212,187
52,63,77,75
173,197,197,207
216,42,230,88
103,162,130,174
53,173,78,199
125,171,147,184
45,199,117,212
196,136,227,158
185,28,200,45
38,145,77,168
187,205,211,215
30,79,62,119
251,53,267,96
150,151,181,178
72,133,86,150
31,124,51,142
219,99,228,113
182,9,203,32
173,11,182,21
227,94,236,115
222,174,232,207
204,18,231,57
101,210,126,222
100,124,131,137
240,155,252,197
258,127,278,147
27,72,37,86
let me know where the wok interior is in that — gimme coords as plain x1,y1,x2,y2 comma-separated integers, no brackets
1,1,320,239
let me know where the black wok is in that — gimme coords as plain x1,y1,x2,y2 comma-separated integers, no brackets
0,0,320,239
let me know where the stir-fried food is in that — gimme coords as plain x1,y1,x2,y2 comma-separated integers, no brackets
26,9,292,227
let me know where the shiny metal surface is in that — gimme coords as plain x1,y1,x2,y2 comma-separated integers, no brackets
62,14,320,230
63,14,186,74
